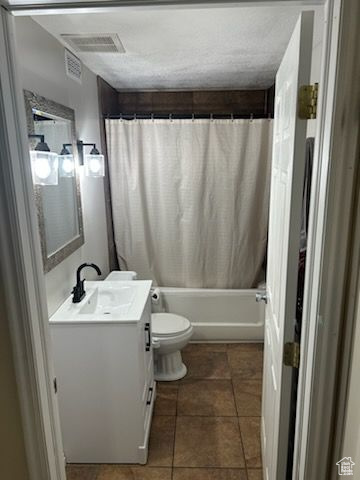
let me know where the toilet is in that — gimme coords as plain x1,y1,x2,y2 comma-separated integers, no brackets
152,313,193,381
104,271,193,381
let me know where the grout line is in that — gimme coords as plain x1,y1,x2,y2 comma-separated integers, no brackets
172,466,250,471
169,414,243,419
175,383,179,417
230,376,240,418
69,464,250,472
170,386,179,479
229,349,249,479
175,414,255,418
237,416,249,479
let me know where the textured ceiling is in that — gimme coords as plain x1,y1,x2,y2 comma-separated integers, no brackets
33,5,322,91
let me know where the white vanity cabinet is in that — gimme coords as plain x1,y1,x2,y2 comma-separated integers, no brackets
50,281,155,464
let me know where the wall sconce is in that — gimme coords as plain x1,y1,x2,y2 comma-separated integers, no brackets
58,145,75,177
77,140,105,178
28,134,58,185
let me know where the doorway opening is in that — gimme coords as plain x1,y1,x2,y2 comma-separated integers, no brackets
7,3,325,479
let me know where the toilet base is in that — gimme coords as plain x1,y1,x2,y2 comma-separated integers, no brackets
154,350,187,382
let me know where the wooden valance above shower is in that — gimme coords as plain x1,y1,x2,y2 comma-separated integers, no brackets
98,76,275,118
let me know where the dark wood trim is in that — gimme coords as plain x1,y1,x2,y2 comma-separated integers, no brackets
97,76,119,271
265,84,275,117
117,88,275,116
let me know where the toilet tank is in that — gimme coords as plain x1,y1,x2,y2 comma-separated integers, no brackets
105,271,138,281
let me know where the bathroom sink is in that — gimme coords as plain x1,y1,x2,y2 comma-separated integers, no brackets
50,280,152,324
79,285,135,315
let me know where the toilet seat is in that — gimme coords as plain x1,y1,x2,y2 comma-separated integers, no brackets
152,313,191,337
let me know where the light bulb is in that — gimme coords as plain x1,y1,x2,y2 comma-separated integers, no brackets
59,154,75,177
30,150,59,185
89,158,101,173
84,154,105,177
62,158,74,174
34,157,51,179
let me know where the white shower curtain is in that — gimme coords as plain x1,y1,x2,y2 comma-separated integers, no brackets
105,118,273,288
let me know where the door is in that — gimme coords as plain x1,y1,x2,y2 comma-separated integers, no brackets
261,11,314,480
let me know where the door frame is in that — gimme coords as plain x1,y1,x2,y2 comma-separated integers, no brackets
1,1,358,479
1,0,326,17
293,0,360,478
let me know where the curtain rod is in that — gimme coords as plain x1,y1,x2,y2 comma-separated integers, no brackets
104,113,273,120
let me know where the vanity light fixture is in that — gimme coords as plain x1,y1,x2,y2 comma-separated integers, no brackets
28,134,58,185
77,140,105,178
84,146,105,178
58,145,75,177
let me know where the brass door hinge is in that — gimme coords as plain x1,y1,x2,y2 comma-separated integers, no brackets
298,83,319,119
283,342,300,368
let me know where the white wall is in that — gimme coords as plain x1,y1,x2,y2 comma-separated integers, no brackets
15,17,109,316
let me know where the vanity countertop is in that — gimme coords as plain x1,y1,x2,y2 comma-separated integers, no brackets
50,280,152,324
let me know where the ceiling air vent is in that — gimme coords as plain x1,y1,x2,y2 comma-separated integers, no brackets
61,34,125,54
65,49,82,84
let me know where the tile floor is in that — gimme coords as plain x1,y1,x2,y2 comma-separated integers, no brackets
66,343,263,480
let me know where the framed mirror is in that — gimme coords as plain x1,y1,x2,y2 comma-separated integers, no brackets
24,90,84,273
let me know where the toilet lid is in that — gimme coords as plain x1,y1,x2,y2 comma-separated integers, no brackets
152,313,191,336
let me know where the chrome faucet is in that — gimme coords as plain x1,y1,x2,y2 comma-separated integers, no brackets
72,263,102,303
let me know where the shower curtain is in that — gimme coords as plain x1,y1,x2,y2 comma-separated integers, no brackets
105,118,273,289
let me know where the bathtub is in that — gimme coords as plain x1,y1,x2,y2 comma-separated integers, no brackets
157,288,265,342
